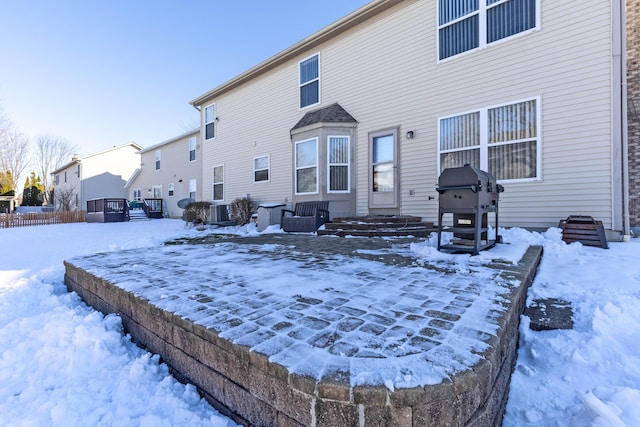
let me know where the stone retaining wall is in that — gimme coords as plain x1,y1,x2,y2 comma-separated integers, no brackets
64,246,542,426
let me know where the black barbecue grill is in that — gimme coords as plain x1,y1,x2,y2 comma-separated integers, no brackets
436,164,504,254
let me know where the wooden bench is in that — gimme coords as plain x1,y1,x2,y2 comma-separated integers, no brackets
280,201,330,232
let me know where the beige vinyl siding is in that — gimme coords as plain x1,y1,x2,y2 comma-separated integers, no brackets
198,0,616,229
133,131,201,218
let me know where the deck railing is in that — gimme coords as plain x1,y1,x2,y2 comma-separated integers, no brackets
86,198,130,223
142,198,163,219
0,211,86,229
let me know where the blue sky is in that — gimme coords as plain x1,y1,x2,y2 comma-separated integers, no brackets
0,1,370,155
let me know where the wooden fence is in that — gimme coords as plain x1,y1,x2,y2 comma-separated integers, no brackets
0,211,86,229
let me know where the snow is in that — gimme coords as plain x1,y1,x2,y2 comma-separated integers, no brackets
1,219,639,426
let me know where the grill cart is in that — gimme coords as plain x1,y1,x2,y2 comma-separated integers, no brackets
436,164,504,255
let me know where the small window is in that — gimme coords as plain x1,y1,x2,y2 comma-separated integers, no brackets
168,183,174,197
64,171,67,183
205,104,216,140
299,54,320,109
213,165,224,201
254,155,270,182
54,175,59,185
328,136,350,192
438,0,537,60
76,164,80,177
133,189,141,200
439,97,539,181
189,137,197,162
189,179,197,200
155,150,161,170
295,138,318,194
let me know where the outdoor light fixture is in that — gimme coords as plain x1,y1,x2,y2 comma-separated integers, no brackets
405,130,415,139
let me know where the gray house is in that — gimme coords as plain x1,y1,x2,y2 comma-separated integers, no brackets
189,0,629,236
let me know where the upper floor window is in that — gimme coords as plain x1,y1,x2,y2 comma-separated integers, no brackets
168,182,175,197
54,174,59,185
189,137,197,162
438,0,537,60
328,136,350,192
254,155,270,183
299,54,320,109
213,165,224,201
64,171,67,183
295,138,318,194
439,97,539,181
155,150,161,170
205,104,216,140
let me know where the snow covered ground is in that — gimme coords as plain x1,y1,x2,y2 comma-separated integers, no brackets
1,219,638,426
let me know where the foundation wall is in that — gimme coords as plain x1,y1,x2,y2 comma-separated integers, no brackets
64,246,542,427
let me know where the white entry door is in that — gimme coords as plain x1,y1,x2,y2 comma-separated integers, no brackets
369,128,399,209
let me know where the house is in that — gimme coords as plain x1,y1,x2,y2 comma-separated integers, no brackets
188,0,629,236
126,129,202,218
52,143,142,211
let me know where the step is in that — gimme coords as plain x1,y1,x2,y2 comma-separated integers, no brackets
332,215,425,225
317,228,434,237
323,222,434,231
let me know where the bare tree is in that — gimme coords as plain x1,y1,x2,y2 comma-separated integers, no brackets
54,185,76,211
0,129,31,194
33,134,77,205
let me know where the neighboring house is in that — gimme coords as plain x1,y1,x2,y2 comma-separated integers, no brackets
126,129,201,218
52,143,142,211
189,0,630,235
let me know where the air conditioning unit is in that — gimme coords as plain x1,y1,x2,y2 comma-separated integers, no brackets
209,204,231,224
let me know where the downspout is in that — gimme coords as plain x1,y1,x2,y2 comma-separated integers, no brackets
614,0,630,238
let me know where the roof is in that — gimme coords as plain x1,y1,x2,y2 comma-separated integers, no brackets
138,129,199,154
51,143,142,175
291,103,358,131
189,0,403,107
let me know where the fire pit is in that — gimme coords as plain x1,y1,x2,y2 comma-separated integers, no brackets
436,164,504,254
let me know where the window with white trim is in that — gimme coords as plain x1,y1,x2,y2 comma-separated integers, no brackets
295,138,318,194
439,98,539,181
254,155,270,183
155,150,161,170
213,165,224,201
205,104,216,140
133,188,141,200
438,0,537,60
328,136,350,192
189,179,196,200
299,54,320,109
168,182,174,197
189,137,197,162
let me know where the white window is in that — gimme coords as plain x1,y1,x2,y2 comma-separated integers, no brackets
205,104,216,140
439,97,540,181
295,138,318,194
133,189,141,200
299,54,320,109
213,165,224,201
253,155,270,183
168,183,174,197
328,136,350,192
438,0,538,60
64,171,67,183
189,179,197,200
155,150,161,170
189,137,197,162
